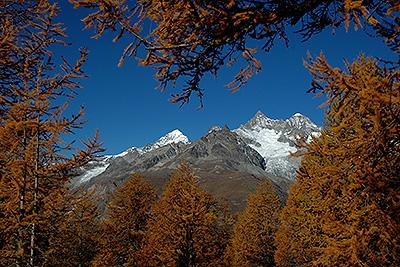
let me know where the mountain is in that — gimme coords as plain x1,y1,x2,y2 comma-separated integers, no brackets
72,129,190,185
233,111,323,180
115,129,190,158
74,112,322,212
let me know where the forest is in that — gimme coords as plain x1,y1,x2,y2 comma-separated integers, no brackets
0,0,399,266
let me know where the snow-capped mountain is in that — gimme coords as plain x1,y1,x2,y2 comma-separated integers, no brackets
115,129,190,158
75,112,322,185
233,111,322,180
73,129,190,184
74,111,322,211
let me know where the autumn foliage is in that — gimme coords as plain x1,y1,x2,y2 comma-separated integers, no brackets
44,188,101,267
229,178,282,267
93,174,157,266
308,54,399,266
2,1,400,266
276,55,400,266
0,1,103,266
138,162,232,266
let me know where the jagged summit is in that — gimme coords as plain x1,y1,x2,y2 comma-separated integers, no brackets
239,111,321,136
76,111,322,185
141,129,190,153
285,113,321,134
242,111,319,133
243,110,276,130
114,129,190,158
74,110,323,212
206,124,231,135
233,111,322,179
75,129,190,184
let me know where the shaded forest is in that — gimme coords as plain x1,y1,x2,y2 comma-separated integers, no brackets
1,1,399,266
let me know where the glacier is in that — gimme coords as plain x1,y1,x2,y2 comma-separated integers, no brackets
74,112,322,184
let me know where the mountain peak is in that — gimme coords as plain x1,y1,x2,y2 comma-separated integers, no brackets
234,111,322,157
255,110,266,117
162,129,189,142
291,112,304,117
244,111,276,130
206,126,221,134
75,111,324,202
286,113,321,133
146,129,190,150
113,129,189,159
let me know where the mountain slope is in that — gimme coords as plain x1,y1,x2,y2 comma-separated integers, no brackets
234,111,322,179
83,124,289,212
72,129,190,185
75,111,322,212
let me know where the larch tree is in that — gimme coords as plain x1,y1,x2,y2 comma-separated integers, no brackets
44,187,102,267
274,186,324,267
305,54,400,266
93,173,158,267
229,178,282,267
276,54,400,266
137,162,232,267
0,1,103,266
274,128,337,267
70,0,397,107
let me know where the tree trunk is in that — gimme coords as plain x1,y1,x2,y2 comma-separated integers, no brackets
16,125,28,267
29,119,40,267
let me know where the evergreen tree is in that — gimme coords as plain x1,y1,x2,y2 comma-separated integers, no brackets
0,2,103,266
138,162,232,267
93,174,157,267
274,133,333,266
229,178,282,267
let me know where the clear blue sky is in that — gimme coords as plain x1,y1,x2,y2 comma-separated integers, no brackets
55,2,395,155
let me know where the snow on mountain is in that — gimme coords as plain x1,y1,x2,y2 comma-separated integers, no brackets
73,130,190,185
137,129,190,154
233,111,322,180
234,125,296,158
74,112,322,185
113,129,190,158
233,111,319,158
77,157,112,184
206,126,222,134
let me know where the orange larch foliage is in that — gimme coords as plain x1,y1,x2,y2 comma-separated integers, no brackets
0,1,103,266
137,162,232,267
275,129,338,267
93,174,157,267
44,187,101,267
70,0,399,106
229,178,282,267
304,54,400,266
277,54,400,266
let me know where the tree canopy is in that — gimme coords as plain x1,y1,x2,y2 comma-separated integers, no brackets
276,54,400,266
229,178,282,266
70,0,400,107
0,1,103,265
93,174,157,267
138,162,232,266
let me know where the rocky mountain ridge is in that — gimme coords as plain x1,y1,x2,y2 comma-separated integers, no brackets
74,111,322,212
234,111,322,179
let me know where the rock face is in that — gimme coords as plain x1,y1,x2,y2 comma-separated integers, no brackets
234,111,323,180
165,125,266,174
75,112,322,212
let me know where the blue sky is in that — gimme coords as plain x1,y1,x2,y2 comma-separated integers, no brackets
56,2,396,155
